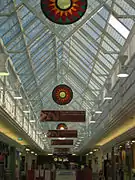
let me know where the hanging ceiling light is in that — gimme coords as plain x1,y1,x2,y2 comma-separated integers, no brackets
89,151,93,154
0,53,9,76
95,110,102,114
56,123,68,130
95,100,102,114
104,96,112,100
89,113,96,123
14,96,22,100
14,90,23,100
90,121,96,123
104,77,112,100
26,148,30,152
37,132,42,135
104,91,112,100
117,67,129,78
117,55,129,78
58,137,66,140
29,120,36,123
23,110,30,113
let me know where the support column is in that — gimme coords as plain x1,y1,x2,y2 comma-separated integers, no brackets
112,147,116,180
9,146,16,180
80,155,82,163
2,76,6,107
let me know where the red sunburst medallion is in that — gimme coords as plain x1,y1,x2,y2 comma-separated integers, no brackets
41,0,87,24
52,84,73,105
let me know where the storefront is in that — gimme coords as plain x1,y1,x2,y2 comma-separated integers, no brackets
112,141,133,180
0,141,10,180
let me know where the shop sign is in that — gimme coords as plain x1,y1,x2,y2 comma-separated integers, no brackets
47,130,77,138
51,140,73,145
40,110,85,122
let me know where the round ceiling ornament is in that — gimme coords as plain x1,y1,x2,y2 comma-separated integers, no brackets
41,0,87,25
52,84,73,105
57,123,68,130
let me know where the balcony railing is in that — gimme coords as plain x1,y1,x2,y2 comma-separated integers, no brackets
0,77,44,149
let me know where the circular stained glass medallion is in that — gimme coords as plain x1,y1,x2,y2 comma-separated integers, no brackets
52,84,73,105
41,0,87,25
57,123,68,130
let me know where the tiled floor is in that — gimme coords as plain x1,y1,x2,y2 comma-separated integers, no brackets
56,170,76,180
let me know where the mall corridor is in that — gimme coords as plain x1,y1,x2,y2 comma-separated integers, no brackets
0,0,135,180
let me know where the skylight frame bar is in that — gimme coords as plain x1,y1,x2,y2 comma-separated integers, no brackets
0,1,14,13
1,17,19,38
69,40,94,65
63,44,93,76
12,52,28,68
7,37,26,52
71,37,96,60
27,28,49,48
123,0,135,10
84,21,101,40
75,30,99,56
115,0,135,17
30,36,54,57
22,0,63,40
64,47,92,73
89,80,101,91
92,73,105,86
78,27,119,63
64,76,85,95
18,5,31,19
23,74,36,86
104,3,132,32
108,14,130,39
103,36,120,52
2,25,21,45
73,35,111,73
64,68,88,93
30,33,54,56
13,1,44,109
32,44,55,68
35,62,55,81
113,3,132,28
70,60,90,82
31,37,55,61
90,18,122,49
97,10,129,43
97,53,113,69
25,21,44,38
69,61,90,83
79,27,110,54
63,0,108,41
67,51,92,74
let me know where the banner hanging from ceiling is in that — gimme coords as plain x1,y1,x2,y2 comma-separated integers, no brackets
47,130,77,138
41,0,87,25
40,110,85,122
51,140,73,145
54,148,70,154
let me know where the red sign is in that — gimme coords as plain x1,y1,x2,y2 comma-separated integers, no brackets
54,148,70,153
47,130,77,138
51,140,73,145
40,110,85,122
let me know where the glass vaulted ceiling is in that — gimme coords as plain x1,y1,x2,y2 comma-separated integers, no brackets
0,0,135,152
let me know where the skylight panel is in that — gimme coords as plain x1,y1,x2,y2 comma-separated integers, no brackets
109,15,129,39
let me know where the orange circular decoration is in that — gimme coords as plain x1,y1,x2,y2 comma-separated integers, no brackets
41,0,87,24
52,84,73,105
57,123,68,130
